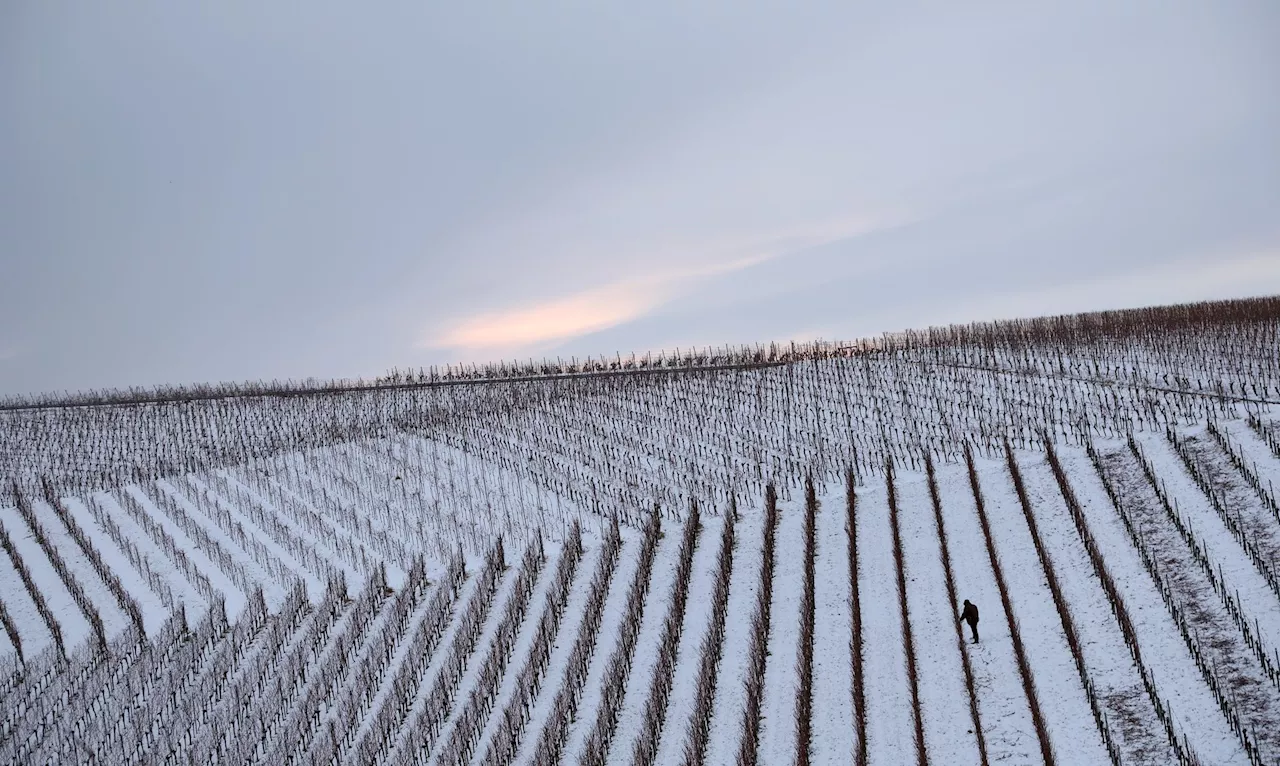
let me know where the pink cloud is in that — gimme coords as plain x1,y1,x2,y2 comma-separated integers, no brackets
420,212,899,352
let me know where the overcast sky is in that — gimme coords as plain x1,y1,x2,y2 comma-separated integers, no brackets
2,1,1278,395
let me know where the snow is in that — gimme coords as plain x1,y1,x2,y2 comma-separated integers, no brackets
512,528,628,766
94,490,210,622
1175,427,1280,580
605,522,682,763
155,478,285,607
930,460,1041,763
758,499,803,764
272,450,410,587
1059,446,1250,765
28,499,132,639
251,596,361,762
347,580,450,752
976,454,1110,764
225,466,384,588
469,542,578,765
198,595,324,760
2,335,1280,764
304,580,425,763
894,473,981,766
1138,432,1280,672
10,434,1280,766
0,623,13,662
854,476,918,763
0,505,92,650
211,470,357,588
425,556,527,765
0,521,54,656
1225,419,1280,506
557,533,644,765
62,497,169,635
702,510,763,765
390,569,485,760
183,474,324,601
124,485,247,619
654,514,724,764
1101,438,1280,760
1018,453,1177,764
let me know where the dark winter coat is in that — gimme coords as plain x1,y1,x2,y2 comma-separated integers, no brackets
960,602,979,626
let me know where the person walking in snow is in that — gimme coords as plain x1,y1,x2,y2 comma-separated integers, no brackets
959,599,980,643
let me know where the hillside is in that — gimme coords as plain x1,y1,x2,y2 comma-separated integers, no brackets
2,296,1279,765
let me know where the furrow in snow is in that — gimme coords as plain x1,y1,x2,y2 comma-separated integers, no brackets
1023,449,1178,765
932,460,1040,763
983,453,1110,764
74,493,189,632
30,499,131,639
758,497,804,765
122,485,241,618
1137,433,1280,683
468,541,576,766
654,515,724,765
1061,446,1248,765
703,509,764,766
183,474,325,599
895,472,981,766
855,477,916,764
554,532,644,766
0,526,54,657
604,523,682,764
1096,441,1280,762
0,506,92,651
386,565,489,762
423,550,531,765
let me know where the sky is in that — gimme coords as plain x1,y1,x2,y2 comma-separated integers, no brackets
2,1,1278,396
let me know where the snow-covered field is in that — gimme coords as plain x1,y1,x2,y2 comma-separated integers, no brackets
2,299,1280,764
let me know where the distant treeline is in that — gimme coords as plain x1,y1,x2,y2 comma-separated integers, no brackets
3,295,1276,412
875,294,1280,350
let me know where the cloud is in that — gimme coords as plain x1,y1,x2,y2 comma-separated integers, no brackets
425,282,661,351
4,2,1275,395
421,256,767,352
420,213,895,353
